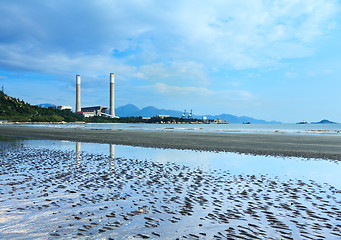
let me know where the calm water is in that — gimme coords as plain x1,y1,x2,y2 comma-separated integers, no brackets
17,123,341,135
4,138,341,189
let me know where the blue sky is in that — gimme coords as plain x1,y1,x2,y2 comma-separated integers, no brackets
0,0,340,123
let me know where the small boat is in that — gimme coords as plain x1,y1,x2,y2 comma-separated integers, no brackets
243,122,250,124
297,121,308,124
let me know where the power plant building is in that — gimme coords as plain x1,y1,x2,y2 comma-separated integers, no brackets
80,106,109,117
55,106,72,111
75,73,118,118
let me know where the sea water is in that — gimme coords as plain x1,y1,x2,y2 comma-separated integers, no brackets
18,123,341,135
10,138,341,189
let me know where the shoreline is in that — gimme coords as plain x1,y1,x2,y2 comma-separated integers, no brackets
0,125,341,160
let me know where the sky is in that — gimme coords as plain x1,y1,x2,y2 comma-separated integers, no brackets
0,0,340,123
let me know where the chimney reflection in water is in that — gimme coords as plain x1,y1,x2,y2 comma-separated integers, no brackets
75,142,115,171
76,142,81,165
109,144,115,173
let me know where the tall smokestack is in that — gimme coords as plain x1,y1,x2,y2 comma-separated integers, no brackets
76,75,81,113
110,73,115,117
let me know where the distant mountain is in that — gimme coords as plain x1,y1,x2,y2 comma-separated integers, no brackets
205,114,280,124
139,106,184,118
116,104,184,118
311,119,338,124
115,104,140,116
115,104,280,124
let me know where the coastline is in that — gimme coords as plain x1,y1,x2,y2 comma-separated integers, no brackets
0,125,341,160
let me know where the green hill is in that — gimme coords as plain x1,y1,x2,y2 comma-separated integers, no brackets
0,91,201,124
0,91,84,122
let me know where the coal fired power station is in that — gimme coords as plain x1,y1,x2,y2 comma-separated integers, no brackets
75,73,117,118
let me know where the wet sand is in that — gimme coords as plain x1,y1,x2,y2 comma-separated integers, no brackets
1,146,340,239
1,125,341,160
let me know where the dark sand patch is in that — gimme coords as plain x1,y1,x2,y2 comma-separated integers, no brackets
1,146,340,239
1,125,341,160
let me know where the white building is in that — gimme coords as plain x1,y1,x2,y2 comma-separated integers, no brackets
80,106,109,117
156,115,170,119
56,106,72,111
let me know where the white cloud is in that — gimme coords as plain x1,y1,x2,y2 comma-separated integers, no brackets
136,61,209,85
153,82,255,102
0,0,338,113
154,82,212,96
0,0,338,74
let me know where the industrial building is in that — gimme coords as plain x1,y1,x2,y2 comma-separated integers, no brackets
156,115,170,119
55,106,72,111
75,73,118,118
79,106,109,117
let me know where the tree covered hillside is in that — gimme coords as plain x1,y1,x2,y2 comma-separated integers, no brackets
0,91,84,122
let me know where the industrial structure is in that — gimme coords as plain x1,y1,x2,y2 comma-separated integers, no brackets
55,106,72,111
156,115,170,119
182,110,186,118
110,73,115,117
76,75,81,113
188,109,192,119
80,106,109,117
75,73,117,118
181,109,193,119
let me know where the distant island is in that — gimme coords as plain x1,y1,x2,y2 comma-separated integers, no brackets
311,119,338,124
296,121,308,124
297,119,338,124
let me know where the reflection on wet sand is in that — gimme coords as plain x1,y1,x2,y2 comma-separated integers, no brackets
109,144,115,172
110,144,115,159
76,142,81,165
76,142,116,172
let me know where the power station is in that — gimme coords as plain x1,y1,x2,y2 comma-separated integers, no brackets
75,73,118,118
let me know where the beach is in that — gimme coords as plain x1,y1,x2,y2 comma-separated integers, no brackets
1,140,341,239
1,127,341,239
0,125,341,160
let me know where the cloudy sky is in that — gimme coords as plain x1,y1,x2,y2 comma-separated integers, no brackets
0,0,340,123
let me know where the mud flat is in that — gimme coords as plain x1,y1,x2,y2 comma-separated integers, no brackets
1,125,341,160
0,145,340,239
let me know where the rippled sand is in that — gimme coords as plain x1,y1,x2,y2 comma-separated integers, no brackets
1,147,340,239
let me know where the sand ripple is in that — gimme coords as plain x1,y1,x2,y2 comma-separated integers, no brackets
0,147,340,239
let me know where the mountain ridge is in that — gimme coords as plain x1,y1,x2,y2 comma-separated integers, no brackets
116,104,280,124
311,119,338,124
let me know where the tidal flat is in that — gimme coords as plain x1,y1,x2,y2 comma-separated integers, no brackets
1,139,341,239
